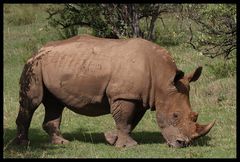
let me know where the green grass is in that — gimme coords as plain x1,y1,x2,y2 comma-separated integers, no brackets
3,4,236,158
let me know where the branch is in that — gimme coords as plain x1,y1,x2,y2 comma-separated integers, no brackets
46,9,59,20
188,24,197,49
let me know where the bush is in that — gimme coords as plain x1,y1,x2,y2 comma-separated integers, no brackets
46,4,175,40
185,4,236,59
155,32,181,46
154,17,186,46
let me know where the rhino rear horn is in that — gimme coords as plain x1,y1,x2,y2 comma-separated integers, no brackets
192,120,216,139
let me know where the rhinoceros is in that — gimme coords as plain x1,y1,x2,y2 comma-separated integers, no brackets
15,34,215,148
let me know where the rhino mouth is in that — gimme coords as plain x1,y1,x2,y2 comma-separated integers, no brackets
166,139,191,148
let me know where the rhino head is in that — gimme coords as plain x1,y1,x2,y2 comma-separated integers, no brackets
156,66,215,148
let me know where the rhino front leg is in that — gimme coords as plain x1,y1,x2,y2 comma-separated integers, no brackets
109,99,141,147
130,102,147,131
42,94,69,144
104,130,118,145
104,103,146,146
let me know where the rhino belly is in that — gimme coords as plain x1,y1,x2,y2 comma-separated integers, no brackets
43,71,111,116
65,95,111,116
43,77,111,116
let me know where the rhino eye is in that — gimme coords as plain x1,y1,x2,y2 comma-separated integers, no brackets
173,112,179,119
171,112,181,126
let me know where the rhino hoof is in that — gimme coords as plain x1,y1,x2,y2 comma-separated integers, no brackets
14,137,30,146
104,131,118,145
115,137,138,148
51,136,69,144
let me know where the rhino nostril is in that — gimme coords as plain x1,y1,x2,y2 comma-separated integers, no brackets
176,139,185,146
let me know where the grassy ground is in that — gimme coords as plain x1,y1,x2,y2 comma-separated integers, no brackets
3,4,236,158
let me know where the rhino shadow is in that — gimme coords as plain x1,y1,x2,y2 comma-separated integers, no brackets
63,129,213,147
4,128,47,145
4,128,69,152
4,128,213,150
63,129,166,144
191,136,213,147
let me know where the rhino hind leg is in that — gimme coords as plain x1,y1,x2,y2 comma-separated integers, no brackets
15,62,43,145
15,105,39,146
108,99,142,147
42,91,69,144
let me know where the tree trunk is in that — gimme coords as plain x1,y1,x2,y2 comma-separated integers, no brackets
128,4,140,38
147,15,158,40
147,5,161,40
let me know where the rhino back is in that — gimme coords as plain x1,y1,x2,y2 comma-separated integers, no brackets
36,35,172,109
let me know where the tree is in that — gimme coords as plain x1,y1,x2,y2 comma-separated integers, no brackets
184,4,236,59
46,4,172,40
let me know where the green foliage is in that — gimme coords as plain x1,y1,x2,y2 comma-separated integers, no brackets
45,4,236,60
46,4,175,40
47,4,114,39
185,4,236,59
154,16,187,46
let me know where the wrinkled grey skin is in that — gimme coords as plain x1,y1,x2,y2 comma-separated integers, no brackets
14,35,215,148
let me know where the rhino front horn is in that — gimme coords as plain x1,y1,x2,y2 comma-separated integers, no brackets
192,120,216,139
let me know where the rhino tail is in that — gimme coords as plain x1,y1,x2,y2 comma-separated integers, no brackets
19,58,44,108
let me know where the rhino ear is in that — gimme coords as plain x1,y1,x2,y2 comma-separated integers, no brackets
174,69,184,83
187,66,202,82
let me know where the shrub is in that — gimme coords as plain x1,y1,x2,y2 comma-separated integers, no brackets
149,13,190,47
185,4,236,59
46,4,175,40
